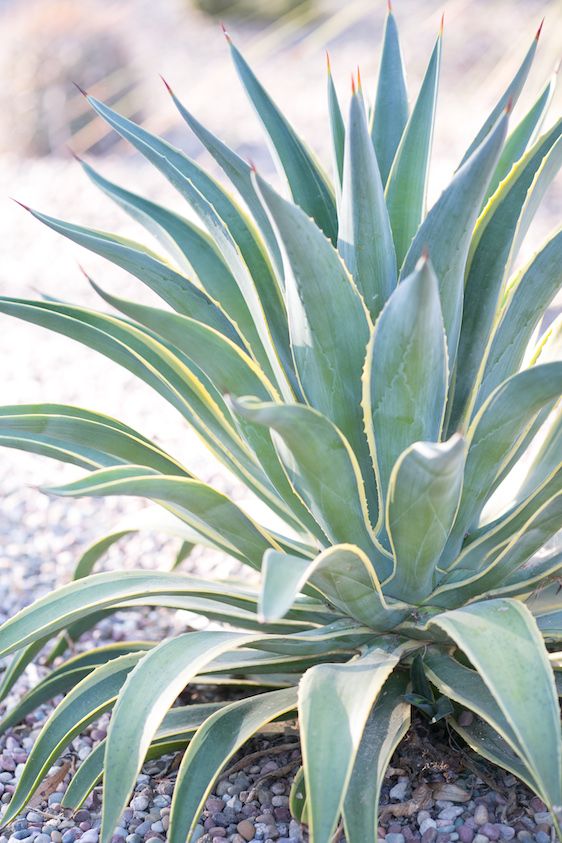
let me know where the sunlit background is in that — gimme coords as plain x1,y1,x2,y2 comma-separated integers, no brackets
1,0,560,594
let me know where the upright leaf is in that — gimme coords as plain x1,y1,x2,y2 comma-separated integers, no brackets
449,121,562,430
253,172,377,510
370,8,409,186
458,27,540,167
327,54,345,196
400,110,507,365
227,36,338,243
338,89,397,321
363,257,448,525
385,31,442,267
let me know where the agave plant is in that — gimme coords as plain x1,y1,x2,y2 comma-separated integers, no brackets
0,8,561,843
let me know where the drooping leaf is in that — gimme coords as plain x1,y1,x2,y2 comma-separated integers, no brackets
259,545,409,631
299,645,401,843
168,687,298,843
430,599,562,808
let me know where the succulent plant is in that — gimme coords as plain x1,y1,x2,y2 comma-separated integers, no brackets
0,8,561,843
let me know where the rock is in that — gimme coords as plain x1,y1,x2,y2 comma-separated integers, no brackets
473,835,489,843
131,798,148,813
421,820,438,836
479,825,499,841
474,806,489,827
390,782,410,801
439,809,464,822
533,814,552,827
494,827,514,841
422,829,437,843
386,835,405,843
534,834,549,843
458,825,474,843
236,820,255,842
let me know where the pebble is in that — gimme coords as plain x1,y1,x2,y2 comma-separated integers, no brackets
386,835,405,843
474,806,490,827
421,819,438,835
473,835,490,843
534,834,549,843
422,830,438,843
390,781,409,801
458,826,474,843
236,820,255,841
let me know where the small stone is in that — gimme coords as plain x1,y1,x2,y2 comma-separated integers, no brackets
533,814,552,827
125,837,140,843
422,830,437,843
421,820,438,836
479,825,499,841
207,831,225,839
390,782,409,801
386,834,405,843
473,836,489,843
26,815,43,826
458,826,474,843
236,820,255,842
149,824,163,835
495,827,514,841
190,828,205,843
144,838,161,843
51,834,62,843
439,809,464,822
530,799,546,814
419,813,432,826
474,806,489,827
131,798,148,813
215,782,230,797
534,834,549,843
516,832,533,843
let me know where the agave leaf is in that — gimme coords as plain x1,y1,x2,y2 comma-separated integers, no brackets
0,639,49,704
168,687,297,843
232,398,386,565
435,482,562,606
476,229,562,410
90,285,322,538
338,89,397,321
20,206,243,346
259,545,409,631
0,571,263,658
299,644,401,843
62,700,227,810
45,466,281,570
289,766,308,824
363,256,447,528
100,631,253,843
163,83,283,275
483,69,557,205
82,94,292,395
449,121,562,430
343,671,411,843
515,401,562,504
385,436,466,604
0,297,295,513
227,37,337,243
370,8,409,186
442,362,562,564
430,599,562,808
253,172,377,511
458,28,540,167
0,643,150,733
449,717,541,794
385,31,441,267
327,55,345,195
0,405,187,476
1,653,143,826
425,650,538,783
400,110,508,365
77,158,269,359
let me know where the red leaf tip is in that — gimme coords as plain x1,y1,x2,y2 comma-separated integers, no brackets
387,0,392,13
535,17,544,41
66,146,82,163
73,81,88,97
220,21,231,41
11,198,31,212
247,158,257,173
351,73,356,95
440,12,444,35
505,96,514,115
421,245,430,261
159,74,173,95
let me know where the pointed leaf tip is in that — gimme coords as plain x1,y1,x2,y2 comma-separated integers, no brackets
440,12,444,35
387,0,392,12
159,74,173,95
66,146,82,163
11,198,31,212
505,96,514,115
536,17,544,40
351,73,356,95
326,50,331,75
357,66,363,90
73,81,88,97
220,21,231,41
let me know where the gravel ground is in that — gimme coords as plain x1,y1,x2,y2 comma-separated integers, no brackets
0,1,561,842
